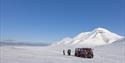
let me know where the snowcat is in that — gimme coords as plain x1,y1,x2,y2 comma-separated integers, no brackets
74,48,94,58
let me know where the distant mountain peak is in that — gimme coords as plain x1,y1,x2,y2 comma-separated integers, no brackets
93,27,111,33
95,27,108,30
56,27,123,46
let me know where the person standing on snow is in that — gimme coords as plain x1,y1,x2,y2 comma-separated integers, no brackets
67,49,71,56
63,49,65,55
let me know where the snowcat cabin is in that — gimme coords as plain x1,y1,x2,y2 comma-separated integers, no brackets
75,48,94,58
75,48,81,57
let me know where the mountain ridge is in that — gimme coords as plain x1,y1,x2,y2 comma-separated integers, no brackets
56,27,123,46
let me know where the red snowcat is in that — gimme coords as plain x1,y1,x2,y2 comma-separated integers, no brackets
74,48,94,58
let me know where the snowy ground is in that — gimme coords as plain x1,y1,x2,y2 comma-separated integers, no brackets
0,40,125,63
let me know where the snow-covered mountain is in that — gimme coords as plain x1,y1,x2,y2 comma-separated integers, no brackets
56,28,123,46
0,40,49,46
57,37,72,45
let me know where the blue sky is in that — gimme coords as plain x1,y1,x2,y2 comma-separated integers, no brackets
1,0,124,43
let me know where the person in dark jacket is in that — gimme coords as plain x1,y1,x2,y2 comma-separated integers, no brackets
63,49,65,55
67,49,71,56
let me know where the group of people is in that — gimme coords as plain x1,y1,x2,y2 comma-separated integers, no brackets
63,49,71,56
